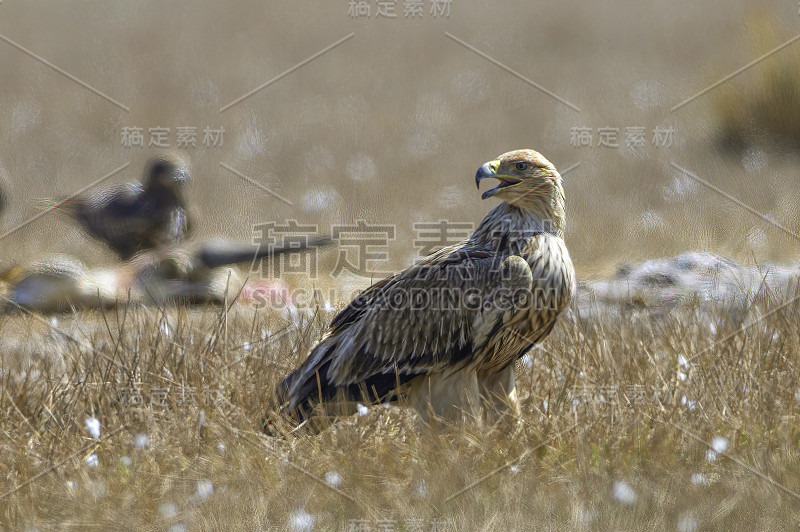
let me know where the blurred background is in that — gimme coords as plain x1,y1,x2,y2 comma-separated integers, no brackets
1,0,799,284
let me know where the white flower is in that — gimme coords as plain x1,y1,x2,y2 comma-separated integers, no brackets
612,481,637,505
415,480,428,499
290,509,316,531
324,471,342,488
706,450,718,462
195,479,214,500
690,473,706,486
66,480,78,492
85,454,99,467
677,513,699,532
242,341,252,351
356,404,370,416
711,436,729,454
159,502,178,519
133,433,150,449
85,417,101,439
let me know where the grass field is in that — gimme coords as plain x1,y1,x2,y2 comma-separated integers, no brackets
2,0,800,530
2,286,800,530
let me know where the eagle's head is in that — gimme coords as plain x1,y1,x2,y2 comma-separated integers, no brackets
475,149,566,235
145,154,190,193
475,149,561,202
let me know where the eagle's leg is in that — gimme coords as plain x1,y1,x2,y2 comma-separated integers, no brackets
477,366,521,425
402,370,482,423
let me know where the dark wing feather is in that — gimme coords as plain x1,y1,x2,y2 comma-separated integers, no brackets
280,242,533,413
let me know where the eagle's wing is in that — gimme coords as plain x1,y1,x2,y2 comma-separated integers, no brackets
279,242,534,412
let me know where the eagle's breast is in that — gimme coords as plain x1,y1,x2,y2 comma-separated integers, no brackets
476,232,575,375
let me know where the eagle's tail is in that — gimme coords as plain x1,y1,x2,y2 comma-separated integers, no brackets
263,341,421,436
261,354,336,436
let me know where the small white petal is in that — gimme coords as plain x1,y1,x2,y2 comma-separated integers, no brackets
612,481,637,505
159,502,178,519
85,417,101,439
290,509,316,531
690,473,706,485
677,513,699,532
133,433,150,449
711,436,729,454
85,454,99,467
324,471,342,488
195,479,214,500
356,403,369,416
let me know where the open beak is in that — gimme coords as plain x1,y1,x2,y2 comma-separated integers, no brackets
475,160,522,199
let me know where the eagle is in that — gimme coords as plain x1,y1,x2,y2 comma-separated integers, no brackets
273,149,575,426
54,154,192,261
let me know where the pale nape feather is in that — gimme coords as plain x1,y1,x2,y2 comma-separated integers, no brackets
274,149,576,426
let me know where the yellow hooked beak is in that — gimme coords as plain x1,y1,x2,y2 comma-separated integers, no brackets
475,160,522,199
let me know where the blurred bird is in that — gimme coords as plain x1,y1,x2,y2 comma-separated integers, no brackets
1,235,332,312
273,149,575,428
48,154,192,260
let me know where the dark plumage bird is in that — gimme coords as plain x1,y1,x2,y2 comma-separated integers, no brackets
56,154,192,260
272,149,575,428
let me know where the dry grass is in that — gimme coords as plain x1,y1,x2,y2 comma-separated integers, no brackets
1,282,799,530
3,1,800,530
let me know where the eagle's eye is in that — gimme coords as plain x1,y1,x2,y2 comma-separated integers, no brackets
515,162,529,171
